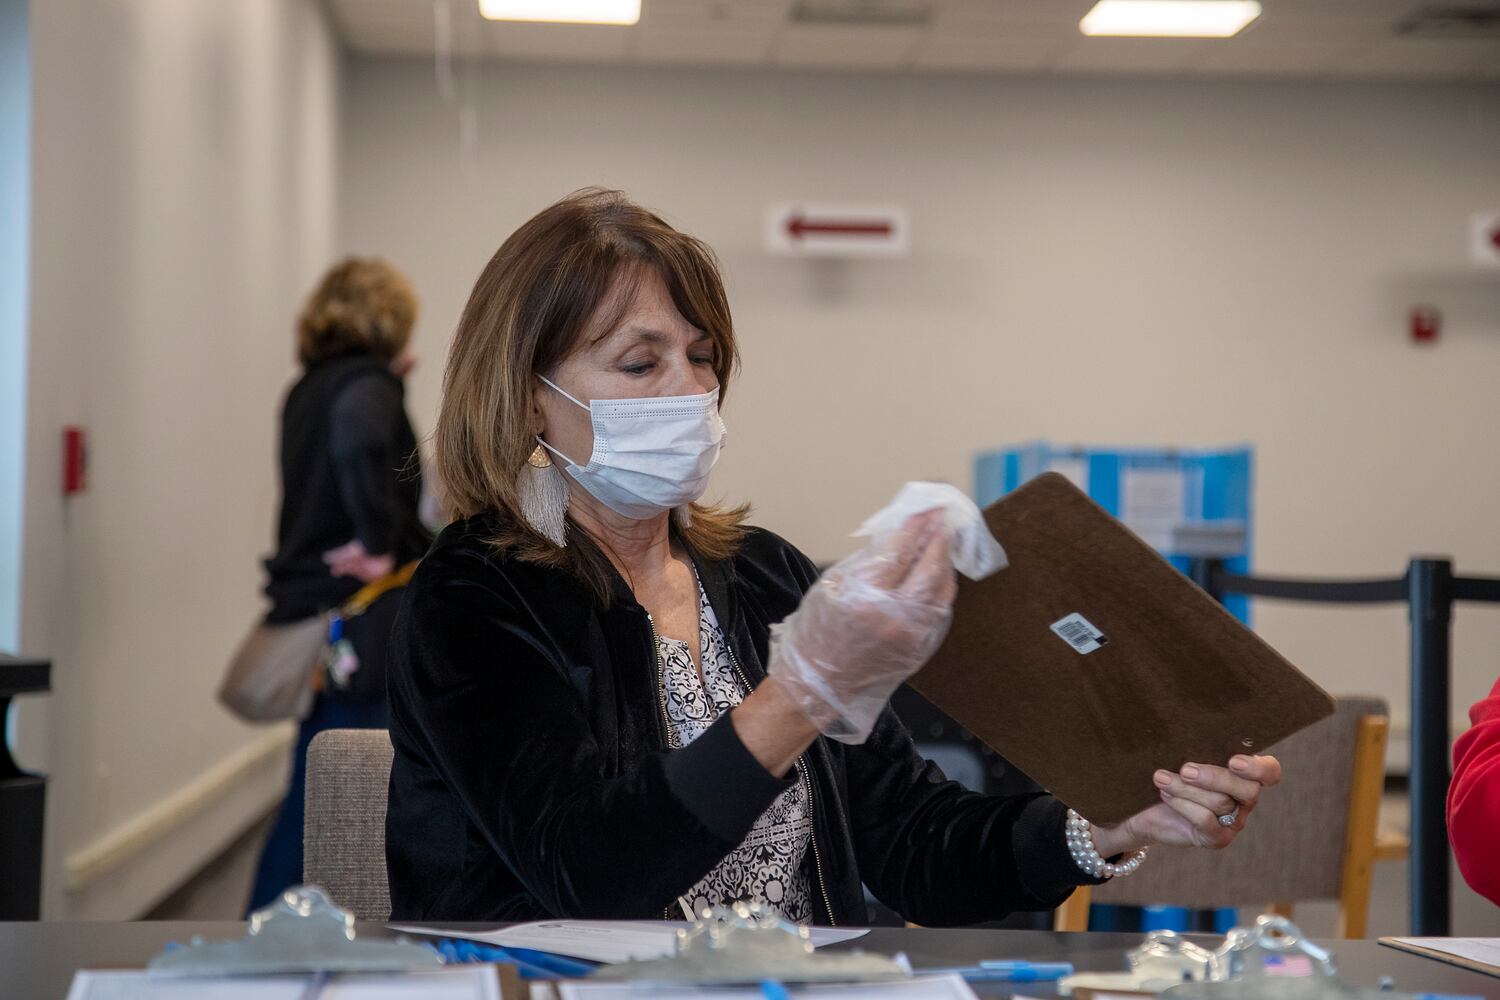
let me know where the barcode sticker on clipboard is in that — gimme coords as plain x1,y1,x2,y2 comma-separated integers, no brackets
1051,613,1109,654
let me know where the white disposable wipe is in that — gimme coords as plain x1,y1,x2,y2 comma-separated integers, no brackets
853,481,1008,581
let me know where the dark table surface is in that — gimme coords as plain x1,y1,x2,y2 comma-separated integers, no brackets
1,922,1494,999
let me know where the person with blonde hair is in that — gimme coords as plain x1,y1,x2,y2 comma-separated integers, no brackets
248,257,432,911
384,190,1281,924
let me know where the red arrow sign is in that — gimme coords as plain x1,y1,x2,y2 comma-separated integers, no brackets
787,214,894,240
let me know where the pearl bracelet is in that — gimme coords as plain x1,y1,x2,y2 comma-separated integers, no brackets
1065,808,1148,879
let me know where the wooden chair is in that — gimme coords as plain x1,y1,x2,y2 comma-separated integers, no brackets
1054,696,1394,939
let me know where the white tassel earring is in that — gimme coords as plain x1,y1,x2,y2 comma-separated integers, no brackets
673,506,693,530
518,444,569,546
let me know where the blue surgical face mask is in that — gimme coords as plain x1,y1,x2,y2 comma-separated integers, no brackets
536,375,727,520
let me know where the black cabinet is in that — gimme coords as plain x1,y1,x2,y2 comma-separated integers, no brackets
0,654,49,920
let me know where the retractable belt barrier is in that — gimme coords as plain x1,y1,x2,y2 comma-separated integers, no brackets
1189,556,1500,937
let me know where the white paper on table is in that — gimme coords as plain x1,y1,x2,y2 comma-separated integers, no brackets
555,972,977,999
1383,936,1500,972
66,966,500,1000
389,921,870,965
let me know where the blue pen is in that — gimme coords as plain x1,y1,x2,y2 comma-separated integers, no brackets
297,970,331,1000
440,941,557,979
980,960,1074,977
926,960,1074,983
938,968,1059,983
759,980,793,1000
431,939,598,979
501,946,600,978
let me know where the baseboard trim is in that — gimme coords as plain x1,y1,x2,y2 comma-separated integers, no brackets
64,726,295,892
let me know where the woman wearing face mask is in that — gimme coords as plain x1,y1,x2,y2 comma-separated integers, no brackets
384,189,1282,924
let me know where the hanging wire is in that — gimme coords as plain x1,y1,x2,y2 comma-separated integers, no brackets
459,102,480,180
433,0,482,179
457,4,483,181
433,0,456,103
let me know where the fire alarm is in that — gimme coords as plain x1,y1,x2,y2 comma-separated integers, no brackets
63,426,87,495
1410,306,1440,344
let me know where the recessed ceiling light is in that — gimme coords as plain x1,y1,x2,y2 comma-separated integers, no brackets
1080,0,1261,38
477,0,641,25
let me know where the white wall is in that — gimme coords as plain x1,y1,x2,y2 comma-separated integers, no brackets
341,59,1500,762
0,0,27,656
17,0,341,918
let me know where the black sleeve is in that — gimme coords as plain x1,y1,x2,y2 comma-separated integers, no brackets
328,374,407,557
388,552,796,918
769,534,1096,925
843,708,1098,926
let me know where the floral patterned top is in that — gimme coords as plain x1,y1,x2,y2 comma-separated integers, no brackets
658,582,815,922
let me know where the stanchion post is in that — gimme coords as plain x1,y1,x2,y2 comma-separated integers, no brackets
1190,557,1225,605
1406,558,1453,937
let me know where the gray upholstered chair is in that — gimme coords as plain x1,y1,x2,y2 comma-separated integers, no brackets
1055,695,1393,938
303,728,395,921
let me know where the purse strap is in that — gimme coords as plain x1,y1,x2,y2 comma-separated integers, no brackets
340,560,420,618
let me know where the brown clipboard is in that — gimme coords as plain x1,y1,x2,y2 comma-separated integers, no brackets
908,472,1335,825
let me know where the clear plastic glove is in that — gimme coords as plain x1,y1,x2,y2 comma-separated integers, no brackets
767,509,958,745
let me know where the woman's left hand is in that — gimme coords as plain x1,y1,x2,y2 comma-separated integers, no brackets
322,539,397,583
1091,754,1283,857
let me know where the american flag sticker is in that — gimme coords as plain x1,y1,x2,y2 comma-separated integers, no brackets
1263,955,1314,977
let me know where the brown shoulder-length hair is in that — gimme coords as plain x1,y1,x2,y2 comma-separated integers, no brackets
297,257,418,366
434,188,747,602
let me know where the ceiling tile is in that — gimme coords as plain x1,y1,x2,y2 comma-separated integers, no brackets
333,0,490,56
1263,0,1428,16
1051,37,1209,74
1183,40,1360,76
481,22,634,61
1334,38,1500,78
915,33,1063,72
1238,13,1402,45
327,0,1500,81
772,24,925,68
933,0,1094,30
639,0,792,30
331,0,436,33
631,26,778,65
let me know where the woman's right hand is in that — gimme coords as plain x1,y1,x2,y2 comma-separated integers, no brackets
765,508,958,744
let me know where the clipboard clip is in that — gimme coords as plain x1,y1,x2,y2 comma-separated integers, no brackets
146,885,442,977
1211,914,1339,982
1064,916,1434,999
591,900,909,987
1161,915,1430,1000
1128,929,1223,982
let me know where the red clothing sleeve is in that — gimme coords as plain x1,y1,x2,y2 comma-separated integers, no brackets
1449,674,1500,907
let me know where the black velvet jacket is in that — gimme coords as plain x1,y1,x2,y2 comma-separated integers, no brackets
264,355,430,623
384,515,1095,924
